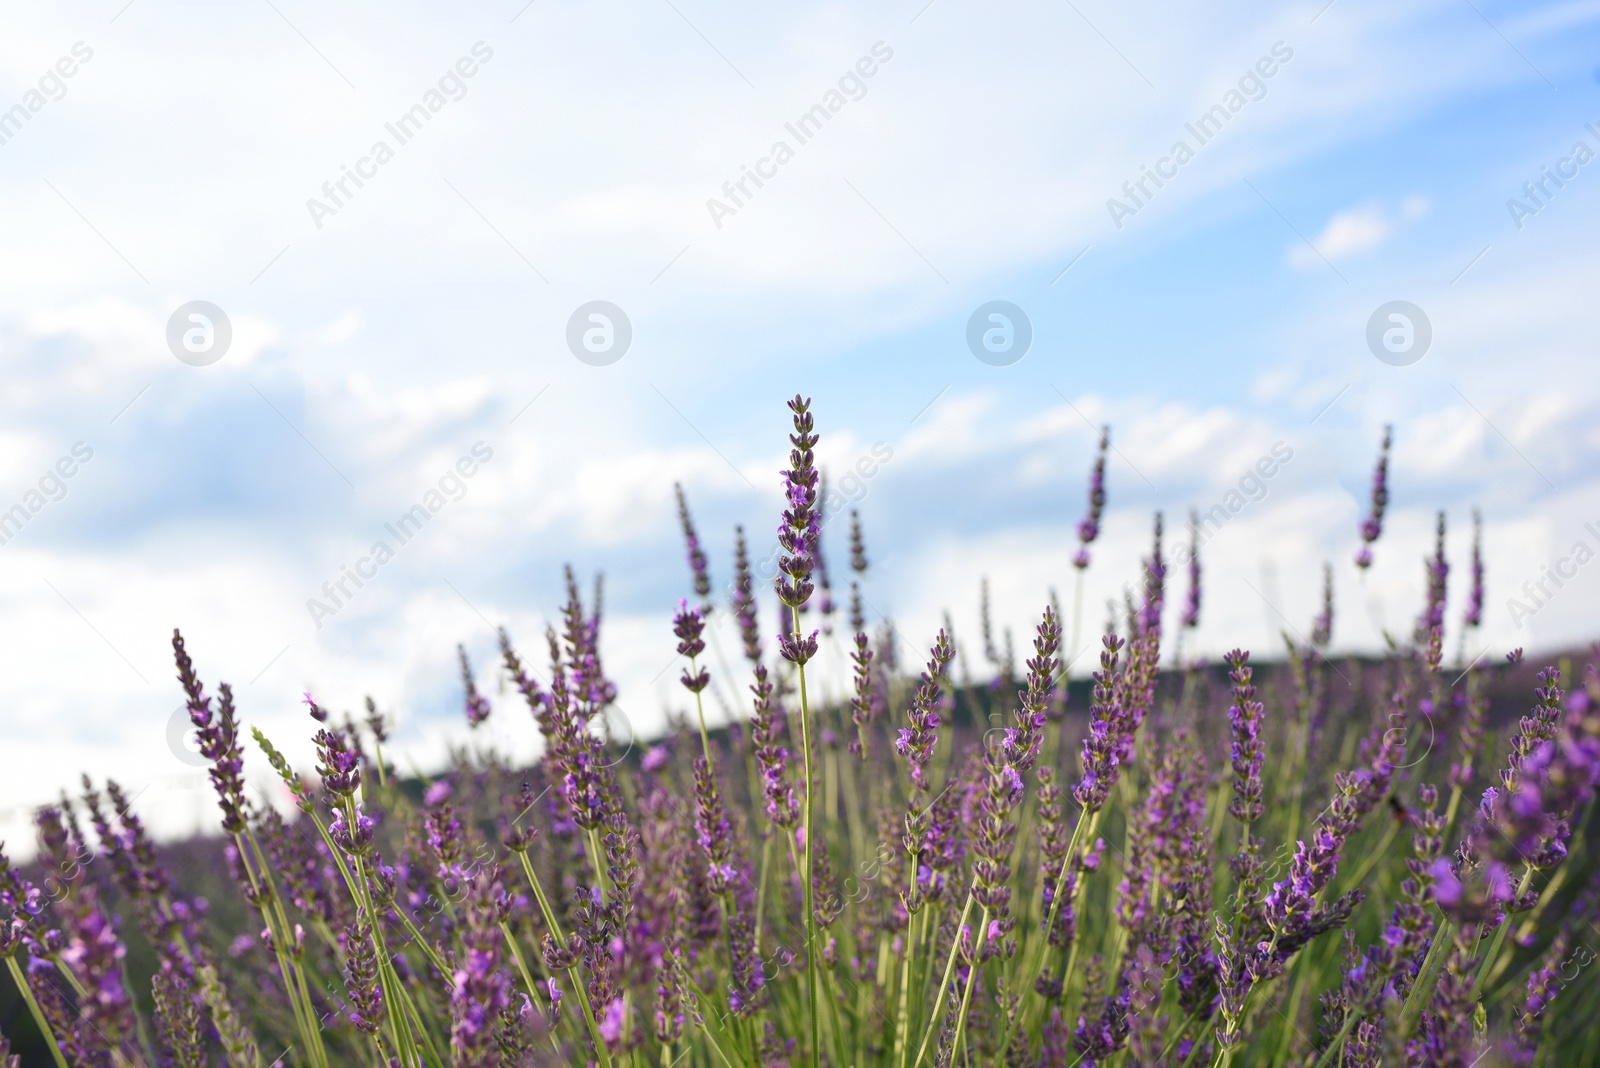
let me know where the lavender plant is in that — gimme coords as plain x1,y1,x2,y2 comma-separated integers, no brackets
3,400,1600,1068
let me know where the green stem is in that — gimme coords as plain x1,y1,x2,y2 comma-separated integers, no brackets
516,848,615,1068
1397,918,1453,1039
949,905,991,1063
1309,1010,1363,1068
791,604,821,1068
910,892,975,1068
1475,866,1536,990
5,955,72,1068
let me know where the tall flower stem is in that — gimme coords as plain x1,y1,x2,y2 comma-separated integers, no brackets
1475,865,1536,989
948,904,993,1061
791,603,821,1068
4,957,71,1068
1397,917,1454,1038
516,850,616,1068
910,891,975,1068
691,655,714,766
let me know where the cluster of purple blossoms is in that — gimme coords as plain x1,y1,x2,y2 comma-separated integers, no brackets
1262,718,1402,946
848,628,876,758
894,631,955,792
973,744,1025,961
1435,673,1598,927
731,525,763,664
1464,507,1485,628
1415,511,1449,672
749,665,799,828
1180,508,1201,629
1225,650,1265,826
451,871,513,1068
674,481,713,612
1073,634,1128,812
174,629,248,835
313,718,363,797
775,395,821,665
1073,426,1109,569
342,914,386,1035
1004,607,1061,771
1355,424,1392,570
692,758,737,895
811,472,836,625
1312,561,1334,647
459,644,493,728
674,599,711,696
10,396,1600,1068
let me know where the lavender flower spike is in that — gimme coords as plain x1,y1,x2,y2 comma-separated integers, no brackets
1073,425,1109,570
731,525,763,665
1180,508,1201,629
776,396,821,666
1415,510,1448,672
674,481,713,612
458,644,492,728
1355,424,1392,570
1463,506,1484,629
894,631,956,792
749,665,799,827
1312,561,1333,647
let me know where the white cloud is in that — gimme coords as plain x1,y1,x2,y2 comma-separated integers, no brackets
1289,205,1390,268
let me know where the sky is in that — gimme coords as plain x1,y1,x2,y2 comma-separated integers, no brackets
1,0,1598,848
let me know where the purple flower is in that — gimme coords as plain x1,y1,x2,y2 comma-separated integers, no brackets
342,916,385,1035
312,724,362,797
1354,424,1391,570
172,631,248,835
1225,650,1265,826
732,525,763,665
1463,507,1484,628
749,665,799,828
1073,635,1127,812
1073,426,1109,569
894,631,955,792
692,758,736,894
1180,509,1201,629
458,644,492,728
674,482,713,612
1312,562,1334,647
774,396,820,622
674,600,710,694
598,996,627,1047
1005,606,1061,771
848,626,876,758
1414,511,1448,671
450,871,512,1068
849,509,868,576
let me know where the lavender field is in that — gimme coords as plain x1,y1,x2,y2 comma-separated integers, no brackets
0,397,1594,1068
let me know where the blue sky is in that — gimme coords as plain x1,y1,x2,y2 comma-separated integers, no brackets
1,0,1598,844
